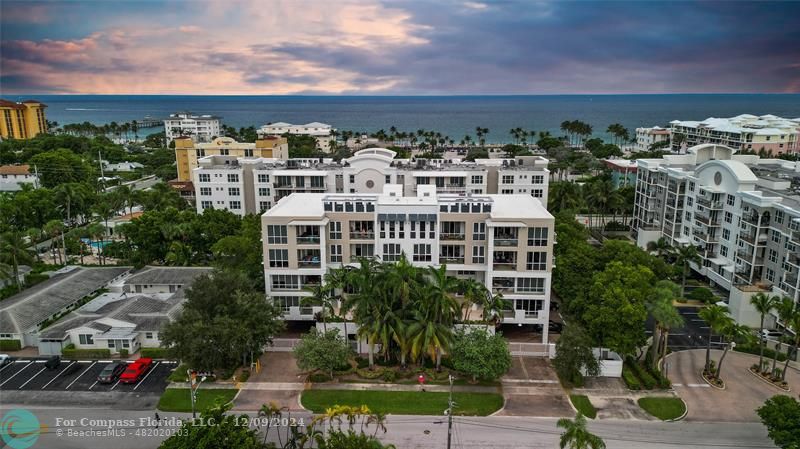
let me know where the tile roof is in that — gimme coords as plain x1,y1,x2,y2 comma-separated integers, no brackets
0,165,31,175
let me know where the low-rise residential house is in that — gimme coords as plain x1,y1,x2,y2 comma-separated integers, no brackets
103,161,144,172
0,164,39,191
122,267,214,295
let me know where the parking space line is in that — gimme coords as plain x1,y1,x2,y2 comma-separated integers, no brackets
41,361,76,389
18,367,46,389
0,362,33,387
66,361,97,390
0,362,15,373
15,360,30,363
89,380,98,390
110,379,121,390
133,362,160,390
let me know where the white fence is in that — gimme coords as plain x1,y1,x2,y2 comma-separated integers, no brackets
266,338,301,352
508,342,555,358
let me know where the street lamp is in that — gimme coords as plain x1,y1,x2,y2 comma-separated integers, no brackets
188,369,207,420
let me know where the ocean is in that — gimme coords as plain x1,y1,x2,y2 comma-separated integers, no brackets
8,94,799,143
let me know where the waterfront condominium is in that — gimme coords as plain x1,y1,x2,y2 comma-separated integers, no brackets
174,136,289,182
258,121,335,152
192,147,550,215
163,111,222,144
261,184,555,343
669,114,800,155
634,126,670,152
0,99,47,140
632,143,800,329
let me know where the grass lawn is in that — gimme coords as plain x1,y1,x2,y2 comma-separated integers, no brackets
301,390,503,416
157,388,238,413
569,395,597,419
637,397,686,421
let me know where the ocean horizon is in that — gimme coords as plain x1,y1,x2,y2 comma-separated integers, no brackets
6,94,799,143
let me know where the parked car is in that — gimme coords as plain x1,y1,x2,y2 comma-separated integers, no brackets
97,362,127,384
120,358,153,384
548,321,564,333
44,355,61,370
761,330,783,341
0,354,12,368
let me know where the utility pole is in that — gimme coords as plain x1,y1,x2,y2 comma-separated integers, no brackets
98,150,105,191
446,374,454,449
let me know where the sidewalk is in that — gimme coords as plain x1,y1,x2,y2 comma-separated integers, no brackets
171,380,499,394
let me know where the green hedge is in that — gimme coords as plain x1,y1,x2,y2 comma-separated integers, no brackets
622,367,641,390
0,339,22,351
140,347,170,359
734,344,788,362
61,344,111,359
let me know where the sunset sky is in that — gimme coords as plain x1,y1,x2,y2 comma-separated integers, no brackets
2,0,799,95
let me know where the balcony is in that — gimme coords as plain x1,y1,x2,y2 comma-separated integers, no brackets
790,230,800,244
296,235,320,244
742,213,769,227
349,231,375,240
493,228,519,247
298,250,321,268
697,197,723,209
788,252,800,267
695,213,720,226
492,278,515,293
440,233,466,241
740,232,767,245
439,256,465,264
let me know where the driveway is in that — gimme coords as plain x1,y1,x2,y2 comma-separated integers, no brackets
666,348,799,422
498,357,573,417
233,352,305,412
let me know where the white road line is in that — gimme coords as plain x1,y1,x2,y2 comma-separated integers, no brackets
41,361,76,389
110,379,122,390
33,360,45,363
89,380,98,390
0,363,15,374
686,383,711,388
15,360,30,363
66,361,97,390
133,362,160,390
98,360,112,363
0,362,33,387
18,367,46,389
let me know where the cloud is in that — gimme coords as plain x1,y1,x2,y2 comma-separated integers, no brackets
0,0,798,94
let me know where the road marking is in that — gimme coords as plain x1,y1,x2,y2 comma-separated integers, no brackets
97,360,112,363
0,362,33,387
110,379,121,390
0,362,15,374
15,360,30,363
133,362,160,390
41,361,75,389
18,367,47,389
89,381,98,390
33,360,45,363
66,361,97,390
667,333,687,336
686,383,711,388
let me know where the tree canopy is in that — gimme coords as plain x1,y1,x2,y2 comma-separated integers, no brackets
449,329,512,381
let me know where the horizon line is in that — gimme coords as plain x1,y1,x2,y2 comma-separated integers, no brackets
4,92,800,98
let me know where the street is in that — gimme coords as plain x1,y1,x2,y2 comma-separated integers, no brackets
0,406,777,449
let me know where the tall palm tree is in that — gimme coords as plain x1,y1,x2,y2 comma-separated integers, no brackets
772,296,795,377
459,277,487,321
548,182,582,213
0,231,34,292
43,219,64,265
715,321,751,381
646,237,672,259
86,222,105,265
698,304,731,374
305,283,335,332
407,307,453,370
673,245,701,297
782,305,800,381
648,281,683,369
749,292,779,372
26,227,42,263
482,293,510,330
556,413,606,449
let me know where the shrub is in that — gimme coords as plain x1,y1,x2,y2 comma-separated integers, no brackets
449,329,512,382
62,344,111,359
687,287,715,304
622,367,641,390
238,370,250,382
625,358,657,389
355,357,369,369
0,339,22,351
381,369,397,383
140,347,170,359
734,343,787,362
119,349,129,358
356,368,385,380
308,372,332,383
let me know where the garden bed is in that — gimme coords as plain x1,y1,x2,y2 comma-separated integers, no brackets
300,390,503,416
569,395,597,419
637,397,686,421
157,388,238,413
748,366,790,392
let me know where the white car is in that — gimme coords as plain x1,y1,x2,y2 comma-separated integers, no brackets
761,330,783,341
0,354,11,368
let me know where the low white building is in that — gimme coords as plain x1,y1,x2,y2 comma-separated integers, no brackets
634,127,671,152
0,164,38,191
258,121,335,151
103,161,144,172
164,112,221,144
670,114,800,155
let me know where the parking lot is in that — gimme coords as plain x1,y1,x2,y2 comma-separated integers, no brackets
646,306,726,350
0,358,176,394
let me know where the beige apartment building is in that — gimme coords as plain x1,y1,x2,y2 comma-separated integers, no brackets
261,184,555,343
174,136,288,181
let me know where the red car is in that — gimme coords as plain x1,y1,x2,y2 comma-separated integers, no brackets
119,358,153,384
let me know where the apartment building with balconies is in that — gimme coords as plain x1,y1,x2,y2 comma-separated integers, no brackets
193,148,550,214
164,111,221,144
670,114,800,155
261,184,555,343
633,143,800,329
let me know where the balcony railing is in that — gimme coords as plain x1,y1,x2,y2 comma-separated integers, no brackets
440,233,465,241
492,262,517,271
739,233,767,245
697,198,723,209
439,257,465,264
296,236,321,244
494,238,518,247
349,231,375,240
298,260,321,268
695,214,720,226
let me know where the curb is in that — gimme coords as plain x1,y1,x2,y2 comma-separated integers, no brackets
700,372,725,390
746,368,791,392
667,398,689,422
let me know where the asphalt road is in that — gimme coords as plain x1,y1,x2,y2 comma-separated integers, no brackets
0,407,776,449
646,307,726,351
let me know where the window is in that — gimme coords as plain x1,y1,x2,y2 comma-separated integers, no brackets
720,246,728,257
329,221,342,240
258,187,271,196
257,174,270,183
517,278,545,293
108,340,115,348
220,148,229,155
724,211,733,224
385,175,391,184
771,230,781,243
198,173,210,182
727,195,735,206
195,149,206,157
471,175,483,184
688,182,695,192
227,174,239,183
527,227,548,246
383,243,401,262
775,210,784,224
526,251,547,270
229,200,241,209
531,175,544,184
267,225,288,244
330,245,342,263
228,187,240,196
413,244,431,262
765,268,775,282
78,334,94,345
722,228,730,241
259,201,271,211
473,223,486,240
349,175,355,183
472,245,485,264
271,275,299,290
768,249,778,263
501,189,513,194
200,201,212,210
531,189,543,198
244,148,254,157
502,175,514,184
199,187,211,196
269,249,289,267
145,332,154,339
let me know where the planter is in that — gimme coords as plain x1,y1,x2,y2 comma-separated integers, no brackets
748,367,791,392
701,371,725,390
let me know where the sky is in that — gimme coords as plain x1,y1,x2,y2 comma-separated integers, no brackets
1,0,799,95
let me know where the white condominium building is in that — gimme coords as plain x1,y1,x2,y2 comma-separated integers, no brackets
164,112,222,144
633,144,800,328
634,126,670,152
258,121,335,151
261,185,555,343
193,148,550,215
670,114,800,155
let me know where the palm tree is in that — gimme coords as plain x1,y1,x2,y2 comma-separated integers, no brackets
646,237,672,259
648,281,684,369
459,277,487,321
305,283,335,332
407,307,453,370
26,227,42,263
165,241,193,266
482,293,510,330
85,222,105,265
772,297,795,377
715,322,751,381
782,305,800,381
0,231,34,292
749,292,779,373
699,305,732,375
585,179,616,229
43,219,64,265
673,245,701,297
556,413,605,449
548,182,582,213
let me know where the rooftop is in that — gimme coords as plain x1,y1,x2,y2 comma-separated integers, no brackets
124,266,213,286
0,165,31,175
